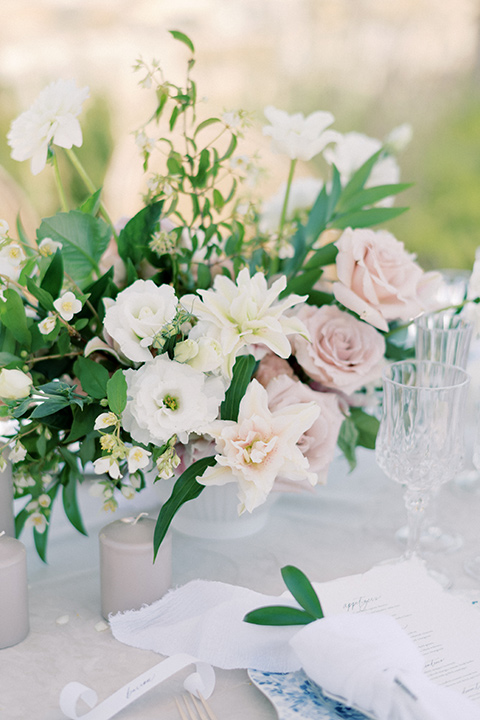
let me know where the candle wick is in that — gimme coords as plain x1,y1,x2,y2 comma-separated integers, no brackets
119,512,149,525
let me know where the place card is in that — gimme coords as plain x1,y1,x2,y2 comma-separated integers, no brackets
315,558,480,706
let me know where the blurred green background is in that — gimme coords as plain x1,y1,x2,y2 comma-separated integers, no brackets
1,0,480,270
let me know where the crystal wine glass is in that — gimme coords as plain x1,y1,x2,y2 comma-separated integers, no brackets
376,360,470,562
404,311,473,553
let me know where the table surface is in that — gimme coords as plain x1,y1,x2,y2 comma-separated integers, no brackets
2,447,480,720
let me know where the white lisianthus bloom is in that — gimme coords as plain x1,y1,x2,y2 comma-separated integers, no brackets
122,354,225,446
262,106,340,162
127,446,151,473
7,79,89,175
38,237,62,256
0,219,9,238
94,412,118,431
181,267,309,378
38,315,57,335
103,279,178,363
93,456,122,480
324,132,400,207
0,243,26,281
26,512,47,533
54,291,82,321
0,368,33,400
200,379,320,513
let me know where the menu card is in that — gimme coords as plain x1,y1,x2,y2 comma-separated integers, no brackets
314,558,480,706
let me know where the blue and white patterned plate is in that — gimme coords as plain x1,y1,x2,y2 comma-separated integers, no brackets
248,669,372,720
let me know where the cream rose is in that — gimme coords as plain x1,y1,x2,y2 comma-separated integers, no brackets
0,368,33,400
292,304,385,394
267,375,344,485
332,227,430,331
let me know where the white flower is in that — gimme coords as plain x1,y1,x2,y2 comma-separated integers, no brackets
0,219,9,238
38,315,57,335
38,494,51,508
93,456,122,480
182,267,309,377
7,79,89,175
0,368,32,400
262,106,340,162
222,111,242,129
26,512,47,533
467,248,480,300
9,441,27,463
38,237,62,256
53,291,82,321
103,279,178,363
259,177,323,233
122,354,225,446
121,485,136,500
0,243,26,281
385,123,413,154
127,446,151,473
200,379,320,513
324,132,400,206
174,337,224,373
94,412,118,431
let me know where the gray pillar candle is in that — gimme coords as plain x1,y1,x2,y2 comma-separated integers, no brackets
99,514,172,620
0,463,15,538
0,533,29,649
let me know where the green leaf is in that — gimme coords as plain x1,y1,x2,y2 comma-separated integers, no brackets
218,133,237,162
40,249,64,299
32,482,60,562
194,118,221,136
37,211,111,288
340,149,383,203
220,354,256,421
107,370,127,416
196,263,211,289
169,29,195,53
62,467,87,536
0,352,22,367
117,201,164,266
305,185,329,244
326,164,342,220
0,289,31,346
281,565,324,619
337,415,359,471
153,456,216,557
79,189,103,215
349,407,380,450
282,268,322,298
26,278,55,312
66,404,101,443
331,206,408,230
338,183,413,213
302,242,338,271
73,357,109,399
243,606,314,626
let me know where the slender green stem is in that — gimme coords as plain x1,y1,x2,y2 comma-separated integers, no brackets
270,158,297,276
64,148,118,240
52,154,68,212
278,158,297,239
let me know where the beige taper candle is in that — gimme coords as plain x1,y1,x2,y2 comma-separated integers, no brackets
0,462,15,538
99,514,172,620
0,532,29,649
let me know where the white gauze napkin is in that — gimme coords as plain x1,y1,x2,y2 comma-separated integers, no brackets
109,579,479,720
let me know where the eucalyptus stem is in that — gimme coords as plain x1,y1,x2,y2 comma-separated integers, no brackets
64,148,118,240
52,154,68,212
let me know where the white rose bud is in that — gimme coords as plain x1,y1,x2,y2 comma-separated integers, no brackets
0,368,33,400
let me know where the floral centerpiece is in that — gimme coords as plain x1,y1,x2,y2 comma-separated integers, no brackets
0,31,442,560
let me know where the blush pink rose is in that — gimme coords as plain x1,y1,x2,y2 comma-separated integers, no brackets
255,351,296,388
267,375,344,486
332,227,437,332
292,304,385,394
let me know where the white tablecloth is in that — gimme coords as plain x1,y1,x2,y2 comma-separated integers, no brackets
2,449,480,720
